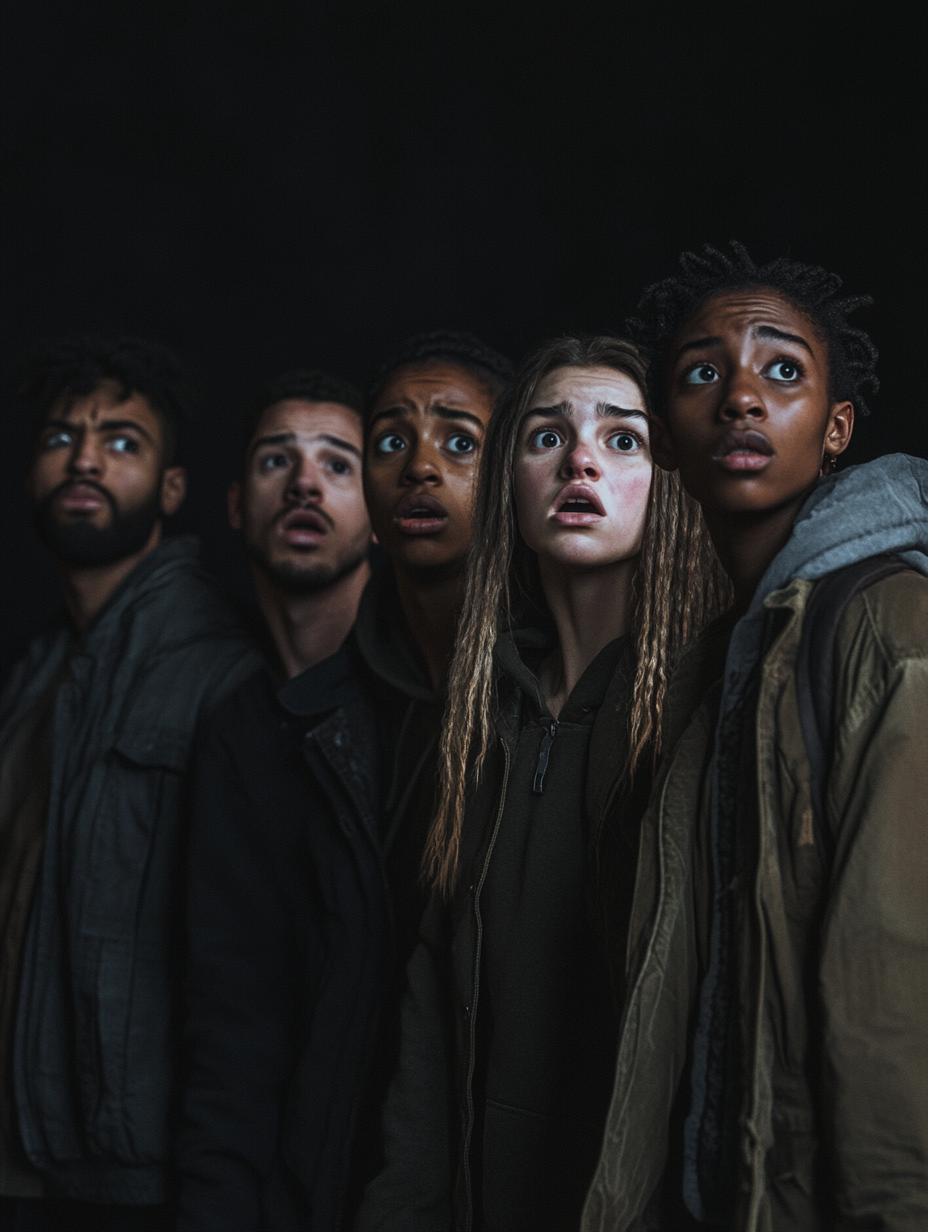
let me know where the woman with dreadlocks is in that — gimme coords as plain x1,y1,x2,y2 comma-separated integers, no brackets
357,335,731,1232
583,244,928,1232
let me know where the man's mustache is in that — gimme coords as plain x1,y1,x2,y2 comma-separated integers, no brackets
41,478,118,518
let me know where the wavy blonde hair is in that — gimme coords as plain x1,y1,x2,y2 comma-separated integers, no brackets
423,336,732,896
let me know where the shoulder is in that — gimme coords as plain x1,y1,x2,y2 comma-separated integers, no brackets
837,569,928,674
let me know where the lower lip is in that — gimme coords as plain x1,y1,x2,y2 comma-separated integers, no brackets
713,452,773,472
394,515,448,536
57,493,105,513
552,510,603,526
281,526,326,546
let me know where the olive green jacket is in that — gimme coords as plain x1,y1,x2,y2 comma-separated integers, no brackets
582,565,928,1231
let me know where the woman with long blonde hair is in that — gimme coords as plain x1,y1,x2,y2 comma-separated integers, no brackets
358,336,731,1232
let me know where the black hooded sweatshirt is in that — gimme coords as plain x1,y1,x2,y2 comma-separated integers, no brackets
357,627,650,1232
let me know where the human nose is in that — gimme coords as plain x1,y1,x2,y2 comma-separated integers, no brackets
559,438,600,481
67,431,103,477
286,456,323,502
400,438,440,486
718,367,767,423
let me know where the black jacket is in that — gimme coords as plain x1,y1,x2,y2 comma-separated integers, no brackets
178,561,444,1231
0,538,259,1204
358,629,650,1232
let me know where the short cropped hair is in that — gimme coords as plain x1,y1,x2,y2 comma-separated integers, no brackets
19,334,192,463
240,369,363,467
627,240,879,417
365,330,514,422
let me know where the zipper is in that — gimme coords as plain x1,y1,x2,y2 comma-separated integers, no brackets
461,737,510,1232
532,720,558,794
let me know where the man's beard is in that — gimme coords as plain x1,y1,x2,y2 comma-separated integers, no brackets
34,481,162,568
247,540,369,595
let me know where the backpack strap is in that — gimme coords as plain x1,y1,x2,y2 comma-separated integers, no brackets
794,553,911,872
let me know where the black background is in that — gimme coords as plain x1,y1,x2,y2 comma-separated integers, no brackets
2,0,926,666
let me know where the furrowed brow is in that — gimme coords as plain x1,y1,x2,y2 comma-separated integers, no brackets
250,431,296,454
755,325,814,355
430,405,485,428
596,404,648,420
523,402,572,421
97,418,155,442
675,336,724,360
319,433,361,457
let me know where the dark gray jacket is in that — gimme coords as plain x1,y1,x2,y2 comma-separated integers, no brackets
0,537,259,1205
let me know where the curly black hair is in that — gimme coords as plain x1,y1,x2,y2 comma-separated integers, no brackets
627,241,879,417
241,368,363,464
366,330,514,421
19,333,192,463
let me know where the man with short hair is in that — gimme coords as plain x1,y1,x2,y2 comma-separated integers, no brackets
179,334,511,1232
0,335,258,1231
584,244,928,1231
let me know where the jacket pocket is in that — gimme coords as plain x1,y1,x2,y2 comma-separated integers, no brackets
112,726,191,773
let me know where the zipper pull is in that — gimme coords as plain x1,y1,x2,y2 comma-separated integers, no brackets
532,720,558,795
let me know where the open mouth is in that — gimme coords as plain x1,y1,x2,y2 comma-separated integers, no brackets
552,483,605,526
279,506,330,547
712,430,775,473
392,492,449,536
54,482,108,515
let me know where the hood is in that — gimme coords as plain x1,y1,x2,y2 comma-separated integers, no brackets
352,557,440,704
727,453,928,697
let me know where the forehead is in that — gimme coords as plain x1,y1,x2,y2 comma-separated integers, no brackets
252,398,363,449
49,381,161,430
677,289,824,357
531,365,646,409
373,361,494,421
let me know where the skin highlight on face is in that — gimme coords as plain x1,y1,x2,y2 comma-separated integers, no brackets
514,365,652,573
363,361,495,577
230,399,370,593
29,379,186,567
657,289,853,516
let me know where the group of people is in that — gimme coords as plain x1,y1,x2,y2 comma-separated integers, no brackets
0,240,925,1232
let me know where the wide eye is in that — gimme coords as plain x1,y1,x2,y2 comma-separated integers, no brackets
375,433,406,455
530,428,565,449
108,435,139,454
260,451,289,471
685,364,719,385
42,430,73,450
767,360,801,382
447,433,476,455
608,432,640,452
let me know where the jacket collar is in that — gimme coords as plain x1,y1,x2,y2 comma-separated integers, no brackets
276,644,360,717
353,557,440,704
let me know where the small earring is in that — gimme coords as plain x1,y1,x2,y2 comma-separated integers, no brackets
821,452,837,476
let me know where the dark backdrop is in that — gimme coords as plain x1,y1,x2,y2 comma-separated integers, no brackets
2,0,926,666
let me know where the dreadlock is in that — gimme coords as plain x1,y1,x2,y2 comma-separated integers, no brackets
627,241,879,417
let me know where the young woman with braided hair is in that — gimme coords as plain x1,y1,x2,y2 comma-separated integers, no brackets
358,335,731,1232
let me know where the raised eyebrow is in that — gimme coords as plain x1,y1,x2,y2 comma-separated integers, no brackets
523,402,572,421
251,431,361,458
755,324,814,355
675,336,724,361
97,418,155,442
318,433,361,457
597,404,648,420
430,405,485,428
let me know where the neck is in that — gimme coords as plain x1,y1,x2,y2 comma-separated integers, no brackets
253,558,371,680
704,490,809,613
58,522,162,635
392,560,464,691
538,555,637,718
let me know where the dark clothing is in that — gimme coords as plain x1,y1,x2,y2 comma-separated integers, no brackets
358,629,649,1232
178,562,443,1232
0,1194,173,1231
0,537,259,1206
0,667,63,1198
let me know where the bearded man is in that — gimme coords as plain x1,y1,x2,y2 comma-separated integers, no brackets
0,335,258,1232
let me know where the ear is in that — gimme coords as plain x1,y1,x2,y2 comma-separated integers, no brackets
160,466,187,517
825,400,854,458
227,480,243,530
648,415,679,473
